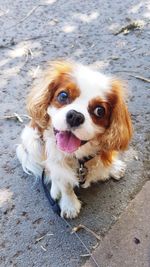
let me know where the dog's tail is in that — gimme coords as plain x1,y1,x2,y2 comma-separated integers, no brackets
16,125,44,179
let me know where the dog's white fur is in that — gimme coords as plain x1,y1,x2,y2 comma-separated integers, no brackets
17,61,132,218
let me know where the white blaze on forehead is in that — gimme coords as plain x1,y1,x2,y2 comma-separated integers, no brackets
72,63,111,101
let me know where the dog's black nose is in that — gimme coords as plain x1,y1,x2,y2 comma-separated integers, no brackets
66,110,85,127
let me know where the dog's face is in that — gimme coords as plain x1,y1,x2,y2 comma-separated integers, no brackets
47,64,113,153
27,61,132,153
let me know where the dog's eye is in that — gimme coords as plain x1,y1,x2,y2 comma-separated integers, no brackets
57,91,69,104
93,106,105,118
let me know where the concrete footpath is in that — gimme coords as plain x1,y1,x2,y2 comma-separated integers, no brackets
0,0,149,266
84,181,150,267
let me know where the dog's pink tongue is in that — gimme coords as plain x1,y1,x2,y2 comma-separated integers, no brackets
56,131,81,153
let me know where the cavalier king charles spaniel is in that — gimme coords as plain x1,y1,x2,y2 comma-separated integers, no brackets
17,60,132,218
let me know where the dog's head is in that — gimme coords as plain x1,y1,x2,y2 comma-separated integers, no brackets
27,60,132,153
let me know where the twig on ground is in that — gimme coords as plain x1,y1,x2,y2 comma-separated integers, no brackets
36,236,46,242
62,218,100,267
8,4,47,29
80,253,91,257
36,233,53,243
13,113,23,123
129,75,150,83
92,242,99,250
113,70,139,74
0,113,31,122
113,70,150,82
72,224,101,241
40,245,47,252
21,35,48,42
134,155,139,161
114,20,144,35
25,48,34,63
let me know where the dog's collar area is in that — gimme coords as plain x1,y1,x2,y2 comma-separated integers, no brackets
77,155,95,184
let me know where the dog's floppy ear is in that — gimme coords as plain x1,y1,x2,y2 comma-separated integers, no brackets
27,61,72,128
101,80,133,151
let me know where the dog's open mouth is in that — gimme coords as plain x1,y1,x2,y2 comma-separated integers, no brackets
54,129,87,153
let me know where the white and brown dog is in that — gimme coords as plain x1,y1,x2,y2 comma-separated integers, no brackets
17,60,132,218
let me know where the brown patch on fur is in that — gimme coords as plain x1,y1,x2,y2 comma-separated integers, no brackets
100,150,118,166
98,80,133,151
27,61,73,129
30,120,45,135
88,97,112,128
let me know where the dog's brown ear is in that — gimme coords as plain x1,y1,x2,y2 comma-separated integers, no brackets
27,61,72,128
101,80,133,151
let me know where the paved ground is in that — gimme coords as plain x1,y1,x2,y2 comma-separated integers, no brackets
0,1,149,267
84,181,150,267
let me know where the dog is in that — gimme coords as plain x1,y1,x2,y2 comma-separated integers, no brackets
16,60,132,218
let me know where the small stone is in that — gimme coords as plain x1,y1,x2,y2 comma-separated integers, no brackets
134,237,140,244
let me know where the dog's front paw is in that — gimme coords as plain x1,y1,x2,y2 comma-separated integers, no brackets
110,160,126,180
60,194,81,219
